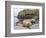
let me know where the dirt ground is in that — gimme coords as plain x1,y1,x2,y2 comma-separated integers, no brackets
14,23,39,29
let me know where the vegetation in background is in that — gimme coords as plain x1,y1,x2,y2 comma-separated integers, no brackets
17,9,39,19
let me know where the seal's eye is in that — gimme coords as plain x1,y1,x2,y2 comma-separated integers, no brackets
31,20,35,24
31,21,35,23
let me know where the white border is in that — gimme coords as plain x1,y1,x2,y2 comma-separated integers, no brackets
11,5,42,34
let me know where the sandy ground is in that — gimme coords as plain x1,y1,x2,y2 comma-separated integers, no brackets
14,23,39,29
